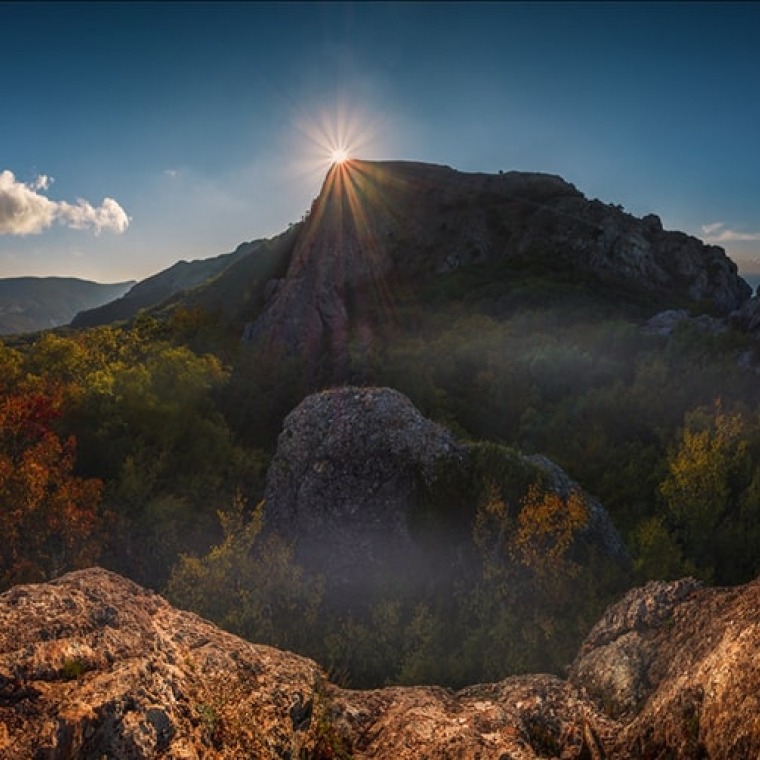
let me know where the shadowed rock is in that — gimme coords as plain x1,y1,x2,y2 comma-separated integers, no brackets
263,387,627,600
244,160,751,378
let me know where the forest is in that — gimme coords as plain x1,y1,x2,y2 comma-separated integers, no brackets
3,268,760,688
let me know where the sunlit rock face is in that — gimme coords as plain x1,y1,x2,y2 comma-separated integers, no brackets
0,568,326,759
244,160,751,377
570,576,760,757
2,568,760,758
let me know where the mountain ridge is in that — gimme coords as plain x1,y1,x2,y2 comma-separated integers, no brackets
71,240,265,328
240,159,750,378
0,277,134,335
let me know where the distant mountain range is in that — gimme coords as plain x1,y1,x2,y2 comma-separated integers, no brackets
0,277,134,335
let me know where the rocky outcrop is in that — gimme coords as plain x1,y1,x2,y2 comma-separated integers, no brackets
263,386,464,594
0,568,326,759
570,577,760,758
244,160,751,375
2,568,760,758
263,387,627,595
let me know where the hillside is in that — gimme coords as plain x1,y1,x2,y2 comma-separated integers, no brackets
0,277,134,335
70,240,265,328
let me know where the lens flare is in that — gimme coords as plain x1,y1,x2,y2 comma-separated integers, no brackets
290,99,382,187
331,148,350,164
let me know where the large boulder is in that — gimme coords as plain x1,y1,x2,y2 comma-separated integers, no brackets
263,386,463,593
263,386,628,597
570,577,760,757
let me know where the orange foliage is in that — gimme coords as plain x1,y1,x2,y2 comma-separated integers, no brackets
0,385,103,588
513,484,588,577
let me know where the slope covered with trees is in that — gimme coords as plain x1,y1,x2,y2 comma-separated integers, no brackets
2,162,760,688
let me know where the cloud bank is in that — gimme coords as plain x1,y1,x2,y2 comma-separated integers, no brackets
0,170,130,236
702,222,760,244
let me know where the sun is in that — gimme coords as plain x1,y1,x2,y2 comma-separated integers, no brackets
330,148,350,164
289,99,389,190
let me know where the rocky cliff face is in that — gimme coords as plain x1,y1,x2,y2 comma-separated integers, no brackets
2,567,760,759
244,160,750,375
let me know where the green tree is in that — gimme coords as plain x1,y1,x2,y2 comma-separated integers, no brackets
166,499,323,653
659,401,750,579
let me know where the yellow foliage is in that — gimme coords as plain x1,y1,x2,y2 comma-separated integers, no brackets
660,401,747,534
513,484,589,576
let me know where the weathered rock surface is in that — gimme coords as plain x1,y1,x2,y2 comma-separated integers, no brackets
2,568,760,758
263,386,464,594
263,387,627,595
642,308,729,337
244,160,750,375
570,577,760,758
0,568,325,759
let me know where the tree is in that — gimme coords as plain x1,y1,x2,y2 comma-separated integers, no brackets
165,499,323,653
0,385,103,588
659,400,750,579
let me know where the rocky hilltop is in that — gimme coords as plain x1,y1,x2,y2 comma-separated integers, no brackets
243,160,750,375
1,567,759,758
61,161,752,366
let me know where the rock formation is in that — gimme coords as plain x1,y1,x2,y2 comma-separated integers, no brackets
243,160,751,375
262,386,464,595
2,567,760,758
263,386,627,596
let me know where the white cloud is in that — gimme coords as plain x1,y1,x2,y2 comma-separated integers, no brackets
0,169,130,236
32,175,53,191
701,222,760,244
57,197,130,234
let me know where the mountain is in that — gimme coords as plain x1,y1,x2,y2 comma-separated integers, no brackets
240,160,750,377
70,240,265,328
71,161,751,361
1,567,759,758
0,277,134,335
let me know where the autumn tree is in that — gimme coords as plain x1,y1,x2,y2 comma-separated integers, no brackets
0,384,103,588
659,400,754,581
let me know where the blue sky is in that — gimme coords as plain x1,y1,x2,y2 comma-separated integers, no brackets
2,1,759,284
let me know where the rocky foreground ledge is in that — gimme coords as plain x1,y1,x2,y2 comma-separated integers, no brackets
1,569,759,759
